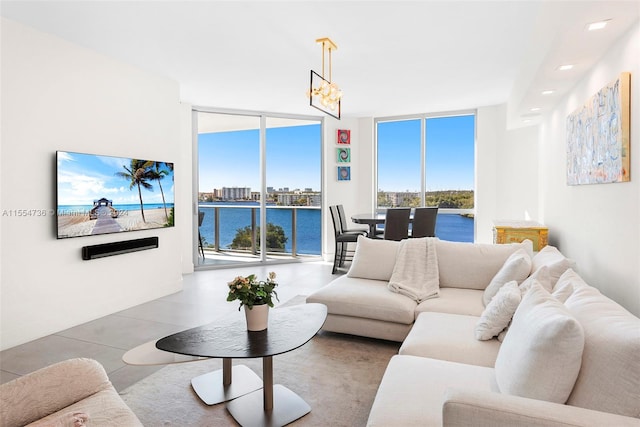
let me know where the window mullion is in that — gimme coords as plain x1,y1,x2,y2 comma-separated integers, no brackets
421,117,426,207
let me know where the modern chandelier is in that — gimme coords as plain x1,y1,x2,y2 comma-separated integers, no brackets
307,37,342,119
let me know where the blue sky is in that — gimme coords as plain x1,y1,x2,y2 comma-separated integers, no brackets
57,151,174,206
199,115,474,193
378,115,475,191
199,124,322,192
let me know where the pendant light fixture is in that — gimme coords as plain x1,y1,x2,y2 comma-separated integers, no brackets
307,37,342,119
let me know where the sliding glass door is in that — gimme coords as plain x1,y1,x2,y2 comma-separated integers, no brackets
265,117,322,258
195,110,322,268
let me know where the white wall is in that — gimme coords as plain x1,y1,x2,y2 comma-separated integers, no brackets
476,105,540,242
0,19,184,350
475,106,502,243
322,117,368,259
538,23,640,315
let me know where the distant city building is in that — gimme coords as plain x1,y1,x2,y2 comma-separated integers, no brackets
222,187,251,200
276,192,321,206
209,186,320,205
308,193,322,206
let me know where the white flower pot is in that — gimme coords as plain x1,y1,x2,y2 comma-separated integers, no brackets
244,304,269,331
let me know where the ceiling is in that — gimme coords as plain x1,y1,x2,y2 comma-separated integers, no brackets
2,1,638,128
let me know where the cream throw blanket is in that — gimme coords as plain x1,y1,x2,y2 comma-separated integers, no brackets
388,237,439,303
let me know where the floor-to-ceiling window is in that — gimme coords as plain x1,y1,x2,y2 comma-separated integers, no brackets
376,111,475,242
195,110,322,268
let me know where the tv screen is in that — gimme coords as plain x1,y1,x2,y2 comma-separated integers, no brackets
56,151,174,239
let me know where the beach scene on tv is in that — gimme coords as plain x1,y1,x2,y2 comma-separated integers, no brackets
56,151,175,239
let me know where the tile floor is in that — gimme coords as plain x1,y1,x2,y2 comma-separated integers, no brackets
0,261,337,391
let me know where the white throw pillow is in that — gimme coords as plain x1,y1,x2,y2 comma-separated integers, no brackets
347,236,401,281
564,278,640,417
518,265,552,294
497,266,552,340
495,282,585,403
531,245,577,288
483,249,532,306
552,280,574,303
475,280,521,340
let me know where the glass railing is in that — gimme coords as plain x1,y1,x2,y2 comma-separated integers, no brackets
197,204,473,263
198,204,322,257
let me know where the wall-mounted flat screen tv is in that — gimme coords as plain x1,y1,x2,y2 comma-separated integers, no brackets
56,151,174,239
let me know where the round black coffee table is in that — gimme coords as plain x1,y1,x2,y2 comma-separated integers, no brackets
156,303,327,427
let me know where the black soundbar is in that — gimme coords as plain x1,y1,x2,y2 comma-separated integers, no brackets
81,237,159,260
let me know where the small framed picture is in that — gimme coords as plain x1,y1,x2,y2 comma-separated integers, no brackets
337,148,350,163
337,129,350,144
338,166,351,181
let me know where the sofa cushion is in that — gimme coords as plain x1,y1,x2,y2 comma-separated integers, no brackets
347,236,401,281
320,314,413,342
27,388,142,427
437,240,532,290
475,280,521,340
519,265,552,294
26,388,142,427
28,412,89,427
551,277,574,303
483,249,532,306
0,358,117,427
400,312,501,368
531,245,576,287
415,287,485,317
496,267,552,343
367,355,497,427
306,275,417,324
495,282,584,403
563,271,640,418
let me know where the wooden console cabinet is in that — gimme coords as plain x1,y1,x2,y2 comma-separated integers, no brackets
493,220,548,252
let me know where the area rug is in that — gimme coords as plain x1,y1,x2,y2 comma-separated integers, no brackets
119,298,400,426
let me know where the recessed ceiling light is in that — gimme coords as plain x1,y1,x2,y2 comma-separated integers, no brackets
542,90,555,95
587,20,611,31
558,64,574,71
530,107,541,112
523,119,532,123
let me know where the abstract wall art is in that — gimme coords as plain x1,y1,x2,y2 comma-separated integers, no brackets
337,147,350,163
337,129,351,144
566,72,631,185
338,166,351,181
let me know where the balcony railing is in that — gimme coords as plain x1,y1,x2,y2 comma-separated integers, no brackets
197,204,322,257
197,204,474,262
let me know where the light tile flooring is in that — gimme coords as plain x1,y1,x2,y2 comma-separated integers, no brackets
0,261,337,391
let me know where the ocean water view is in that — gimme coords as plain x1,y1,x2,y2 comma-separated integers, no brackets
58,203,174,214
198,202,473,256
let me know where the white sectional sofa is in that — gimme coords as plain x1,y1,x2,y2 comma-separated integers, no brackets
307,236,640,426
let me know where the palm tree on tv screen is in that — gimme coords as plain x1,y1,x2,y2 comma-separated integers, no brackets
149,161,171,220
115,159,154,223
